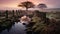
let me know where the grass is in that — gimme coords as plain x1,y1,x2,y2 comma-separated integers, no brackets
0,10,60,34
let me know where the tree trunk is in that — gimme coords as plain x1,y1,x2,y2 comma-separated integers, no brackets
26,8,28,11
25,8,28,15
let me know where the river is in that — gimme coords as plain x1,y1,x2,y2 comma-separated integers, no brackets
0,22,26,34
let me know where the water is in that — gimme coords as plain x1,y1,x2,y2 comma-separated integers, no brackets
0,22,26,34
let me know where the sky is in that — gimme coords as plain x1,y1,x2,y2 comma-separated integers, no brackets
0,0,60,10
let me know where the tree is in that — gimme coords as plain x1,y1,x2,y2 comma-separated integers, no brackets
38,3,47,9
5,10,8,19
12,10,15,17
0,11,1,16
18,1,35,11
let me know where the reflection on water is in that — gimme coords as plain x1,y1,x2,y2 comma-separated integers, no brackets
0,22,26,34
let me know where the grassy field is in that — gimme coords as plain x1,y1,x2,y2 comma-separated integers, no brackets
0,10,60,34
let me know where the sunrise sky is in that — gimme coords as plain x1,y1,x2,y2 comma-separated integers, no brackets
0,0,60,10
